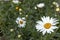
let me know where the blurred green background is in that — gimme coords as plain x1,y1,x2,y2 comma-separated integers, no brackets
0,0,60,40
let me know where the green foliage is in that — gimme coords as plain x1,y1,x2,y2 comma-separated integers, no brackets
0,0,60,40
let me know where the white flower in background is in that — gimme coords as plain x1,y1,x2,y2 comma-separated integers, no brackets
12,0,19,4
37,3,45,8
53,2,59,7
36,16,59,35
34,6,37,9
16,17,26,28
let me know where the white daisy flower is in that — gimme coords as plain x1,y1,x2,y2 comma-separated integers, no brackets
36,16,59,35
12,0,19,4
37,3,45,8
16,17,26,28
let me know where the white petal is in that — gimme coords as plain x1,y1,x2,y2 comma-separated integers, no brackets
18,24,25,28
23,21,26,24
36,24,43,30
50,18,59,25
22,17,26,20
41,16,48,23
16,19,18,23
51,26,58,29
36,21,43,25
50,29,54,32
12,0,19,4
52,22,59,25
19,24,25,27
17,17,21,21
40,28,45,32
46,16,50,22
16,17,20,24
41,16,46,21
42,30,46,35
46,30,51,34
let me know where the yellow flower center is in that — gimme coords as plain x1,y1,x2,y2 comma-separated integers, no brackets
19,20,23,24
16,6,19,10
44,23,51,29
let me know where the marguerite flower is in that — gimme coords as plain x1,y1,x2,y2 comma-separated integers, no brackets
16,17,26,28
12,0,19,4
36,16,59,35
37,3,45,8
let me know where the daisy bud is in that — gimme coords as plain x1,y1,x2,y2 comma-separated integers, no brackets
10,29,14,32
56,7,60,12
18,35,21,38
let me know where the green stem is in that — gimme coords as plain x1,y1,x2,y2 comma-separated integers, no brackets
41,36,42,40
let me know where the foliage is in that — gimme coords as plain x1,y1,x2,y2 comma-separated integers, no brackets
0,0,60,40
